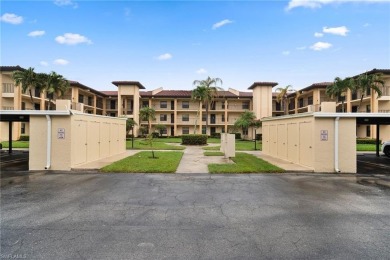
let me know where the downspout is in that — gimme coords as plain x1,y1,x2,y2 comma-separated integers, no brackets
334,117,340,173
45,115,51,170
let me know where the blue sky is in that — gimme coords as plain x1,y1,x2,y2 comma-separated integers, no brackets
1,0,389,92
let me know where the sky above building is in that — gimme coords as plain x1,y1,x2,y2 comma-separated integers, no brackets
1,0,389,92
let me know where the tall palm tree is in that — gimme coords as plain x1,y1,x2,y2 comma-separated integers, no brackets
352,73,384,111
275,85,294,115
325,77,353,112
13,67,40,109
191,85,207,134
139,106,156,134
40,72,70,110
192,76,223,135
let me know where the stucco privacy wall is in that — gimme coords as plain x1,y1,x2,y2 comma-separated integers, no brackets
262,114,356,173
29,112,126,171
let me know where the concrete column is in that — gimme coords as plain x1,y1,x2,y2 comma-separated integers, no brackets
224,99,228,132
199,102,203,133
174,99,178,136
118,94,122,116
346,88,352,112
40,92,45,110
93,96,97,114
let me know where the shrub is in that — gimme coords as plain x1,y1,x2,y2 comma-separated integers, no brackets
182,134,207,145
210,133,221,139
255,134,262,141
18,135,29,141
152,132,160,138
234,133,241,139
356,138,381,144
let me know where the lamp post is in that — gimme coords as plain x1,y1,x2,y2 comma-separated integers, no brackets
254,128,257,151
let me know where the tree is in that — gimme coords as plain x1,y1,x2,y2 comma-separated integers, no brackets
325,77,353,112
145,133,157,159
13,67,41,109
40,71,70,110
139,106,156,134
234,111,256,140
352,73,384,111
125,118,137,149
191,85,207,133
154,124,167,137
275,85,295,115
192,76,223,135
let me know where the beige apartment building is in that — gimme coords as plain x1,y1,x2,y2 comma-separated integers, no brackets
1,65,389,141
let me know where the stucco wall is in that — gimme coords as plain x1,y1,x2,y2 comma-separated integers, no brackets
29,113,126,171
263,114,357,173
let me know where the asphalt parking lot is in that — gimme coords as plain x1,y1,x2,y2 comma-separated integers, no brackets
1,173,390,259
357,153,390,175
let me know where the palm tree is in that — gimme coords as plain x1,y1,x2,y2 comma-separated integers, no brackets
38,72,70,110
352,73,384,111
275,85,294,115
191,85,207,134
325,77,352,112
13,67,41,109
139,106,156,134
192,76,223,135
234,110,256,140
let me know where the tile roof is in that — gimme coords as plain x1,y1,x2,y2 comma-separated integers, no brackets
101,91,118,96
248,82,278,89
0,65,25,72
354,68,390,77
112,81,145,89
139,90,253,98
68,80,107,97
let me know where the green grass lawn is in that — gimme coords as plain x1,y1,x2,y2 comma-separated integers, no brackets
101,151,183,173
203,140,262,151
204,151,224,156
1,141,29,148
126,139,185,150
208,152,284,173
356,144,378,151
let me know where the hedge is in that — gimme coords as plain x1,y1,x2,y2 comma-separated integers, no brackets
356,138,381,144
234,133,241,139
18,135,29,141
210,133,221,139
181,134,207,145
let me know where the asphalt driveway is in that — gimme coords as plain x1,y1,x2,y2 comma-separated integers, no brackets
1,173,390,259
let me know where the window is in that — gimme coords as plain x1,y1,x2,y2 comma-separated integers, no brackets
110,113,116,117
243,129,248,135
222,102,226,109
160,128,167,135
110,100,116,109
367,88,371,96
221,114,225,122
34,88,40,97
2,83,14,93
299,98,304,108
242,101,250,110
21,102,26,110
182,127,189,134
366,105,371,113
182,101,189,109
275,102,281,111
308,96,313,105
88,96,93,106
160,114,167,121
21,123,25,134
182,114,189,121
202,127,206,134
202,114,206,122
160,101,167,108
366,126,371,137
47,92,54,100
142,101,149,107
78,94,84,103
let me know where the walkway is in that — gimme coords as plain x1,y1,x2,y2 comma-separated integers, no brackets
175,144,232,174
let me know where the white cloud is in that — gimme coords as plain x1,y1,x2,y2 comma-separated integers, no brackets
314,32,324,38
0,13,23,24
323,26,349,36
40,61,49,66
54,0,78,8
28,30,45,37
286,0,389,10
212,19,233,30
310,41,332,51
54,59,69,65
196,68,207,74
156,53,172,60
55,33,92,45
282,51,290,56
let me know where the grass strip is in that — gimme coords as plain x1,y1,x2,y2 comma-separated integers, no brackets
204,151,224,156
101,151,183,173
209,152,284,173
1,141,29,148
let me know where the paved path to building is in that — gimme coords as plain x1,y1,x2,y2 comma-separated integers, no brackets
175,144,233,174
